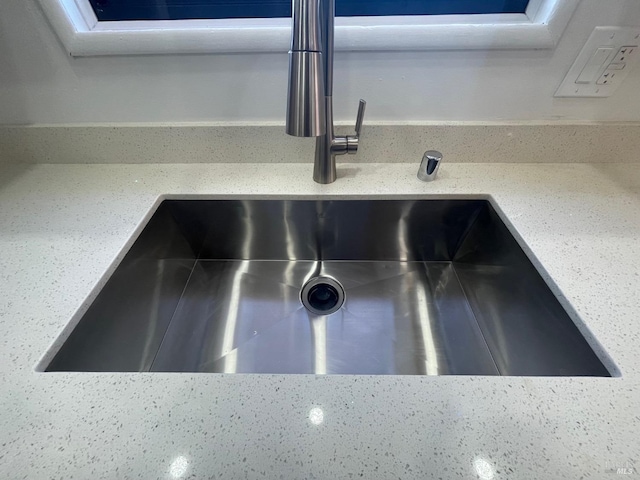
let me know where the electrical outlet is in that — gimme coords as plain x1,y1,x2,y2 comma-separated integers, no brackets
612,45,636,64
555,26,640,98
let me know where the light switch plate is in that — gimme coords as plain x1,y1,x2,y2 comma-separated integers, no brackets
555,26,640,98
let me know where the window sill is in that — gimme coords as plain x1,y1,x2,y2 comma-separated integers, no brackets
39,0,579,56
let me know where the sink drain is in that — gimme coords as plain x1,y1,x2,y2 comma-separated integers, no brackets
301,275,345,315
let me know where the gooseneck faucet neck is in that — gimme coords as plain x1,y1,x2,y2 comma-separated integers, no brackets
286,0,366,184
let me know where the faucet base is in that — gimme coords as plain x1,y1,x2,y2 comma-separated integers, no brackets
313,96,337,184
313,143,336,184
313,160,337,184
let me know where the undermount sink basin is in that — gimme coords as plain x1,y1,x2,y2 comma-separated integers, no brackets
44,198,611,376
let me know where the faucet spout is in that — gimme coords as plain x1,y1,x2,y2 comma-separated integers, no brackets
286,0,326,137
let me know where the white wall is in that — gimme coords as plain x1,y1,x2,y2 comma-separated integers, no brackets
1,0,639,125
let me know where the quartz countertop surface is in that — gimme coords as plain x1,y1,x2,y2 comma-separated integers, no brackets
0,162,639,479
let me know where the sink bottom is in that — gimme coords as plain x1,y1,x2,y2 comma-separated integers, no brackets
152,260,498,375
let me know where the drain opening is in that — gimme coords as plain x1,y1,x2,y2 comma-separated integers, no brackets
301,275,345,315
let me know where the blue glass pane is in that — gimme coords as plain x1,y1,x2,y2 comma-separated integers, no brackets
89,0,530,21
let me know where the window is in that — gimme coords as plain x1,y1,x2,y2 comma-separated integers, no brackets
88,0,531,21
39,0,579,56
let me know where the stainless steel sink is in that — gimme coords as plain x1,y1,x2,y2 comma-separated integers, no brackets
44,199,611,376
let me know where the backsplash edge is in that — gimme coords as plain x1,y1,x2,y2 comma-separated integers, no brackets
1,124,639,164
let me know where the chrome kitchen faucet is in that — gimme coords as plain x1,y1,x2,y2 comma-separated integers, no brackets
285,0,366,184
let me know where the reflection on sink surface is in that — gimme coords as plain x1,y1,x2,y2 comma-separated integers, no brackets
45,199,611,376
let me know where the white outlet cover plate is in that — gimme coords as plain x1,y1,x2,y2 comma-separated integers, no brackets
555,26,640,98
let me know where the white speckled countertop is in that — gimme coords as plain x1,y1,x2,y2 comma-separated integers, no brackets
0,162,639,479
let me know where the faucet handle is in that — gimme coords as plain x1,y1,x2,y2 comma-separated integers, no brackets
355,99,366,137
347,99,366,154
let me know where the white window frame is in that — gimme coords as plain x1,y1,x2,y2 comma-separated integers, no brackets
38,0,580,56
